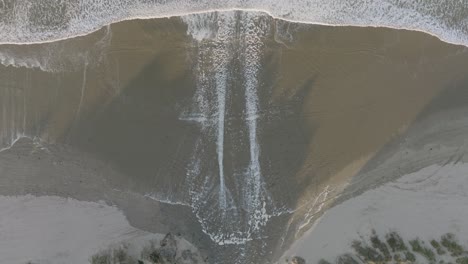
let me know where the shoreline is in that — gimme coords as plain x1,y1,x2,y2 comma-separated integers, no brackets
0,7,467,48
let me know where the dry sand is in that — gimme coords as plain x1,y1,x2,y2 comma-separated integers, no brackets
0,195,150,264
279,160,468,263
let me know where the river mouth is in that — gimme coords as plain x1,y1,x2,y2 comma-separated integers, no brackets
1,10,468,264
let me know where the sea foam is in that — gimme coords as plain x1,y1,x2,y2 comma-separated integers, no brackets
0,0,467,47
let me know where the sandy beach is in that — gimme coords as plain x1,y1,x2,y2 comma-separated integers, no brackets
280,159,468,263
1,10,468,264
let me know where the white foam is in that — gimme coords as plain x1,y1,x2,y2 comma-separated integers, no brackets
0,1,467,47
212,13,235,209
240,12,273,233
0,85,28,150
75,60,88,121
179,12,282,245
0,24,111,71
144,193,191,207
296,185,332,232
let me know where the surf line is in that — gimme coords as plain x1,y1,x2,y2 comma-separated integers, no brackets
1,5,467,48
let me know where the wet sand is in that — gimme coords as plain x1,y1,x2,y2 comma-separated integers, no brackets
273,25,468,244
1,12,468,263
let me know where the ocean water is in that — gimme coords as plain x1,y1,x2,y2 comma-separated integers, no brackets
1,2,468,264
0,0,467,46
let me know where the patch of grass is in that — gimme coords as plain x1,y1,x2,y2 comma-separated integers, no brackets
404,251,416,262
351,240,383,262
140,240,161,264
291,256,306,264
370,230,391,261
149,250,161,263
114,248,130,263
320,232,468,264
431,239,446,255
409,239,436,263
394,251,416,263
441,233,464,257
336,254,359,264
393,252,402,262
91,253,110,264
456,257,468,264
90,246,137,264
386,231,407,252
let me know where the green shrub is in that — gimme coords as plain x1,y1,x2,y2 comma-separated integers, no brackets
351,240,383,262
90,246,137,264
291,256,306,264
431,240,446,255
405,251,416,262
318,232,468,264
149,250,161,263
336,254,359,264
386,231,407,252
409,239,436,263
456,257,468,264
370,230,391,260
441,233,464,257
91,253,110,264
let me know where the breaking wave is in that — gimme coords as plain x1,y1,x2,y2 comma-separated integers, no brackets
0,0,468,47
